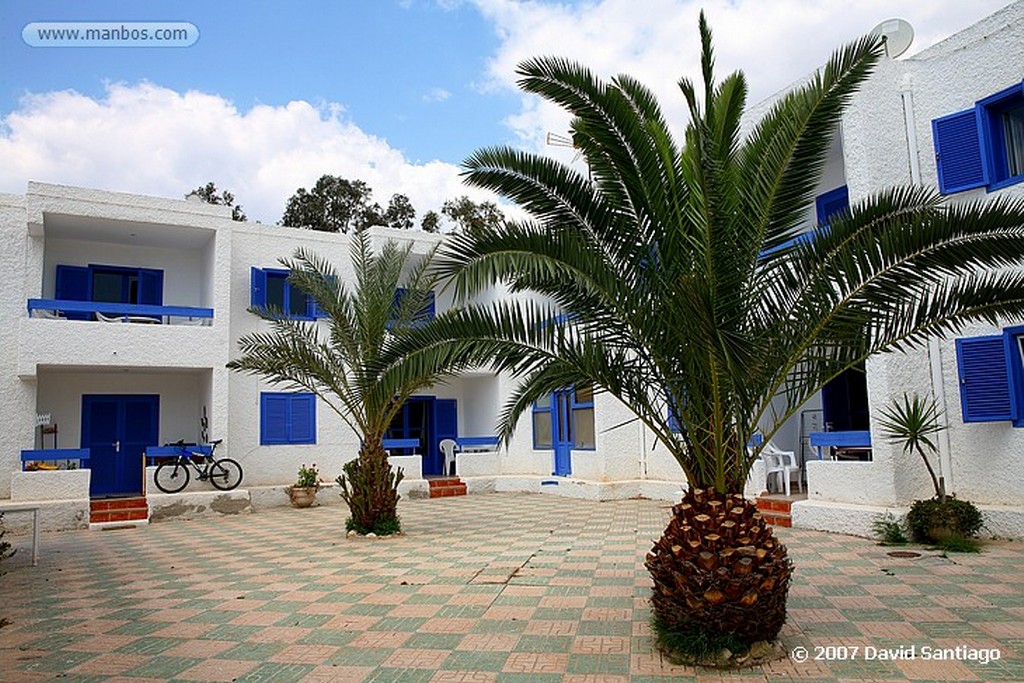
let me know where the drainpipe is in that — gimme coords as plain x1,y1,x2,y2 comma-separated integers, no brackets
901,74,954,493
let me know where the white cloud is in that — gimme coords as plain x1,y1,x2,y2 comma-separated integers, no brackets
0,82,495,225
470,0,1012,151
423,87,452,103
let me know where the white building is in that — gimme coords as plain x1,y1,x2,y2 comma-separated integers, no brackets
752,2,1024,538
2,3,1022,539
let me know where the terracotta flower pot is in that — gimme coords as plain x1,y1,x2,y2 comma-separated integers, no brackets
288,486,318,508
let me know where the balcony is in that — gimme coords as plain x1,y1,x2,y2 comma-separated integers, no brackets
27,299,213,325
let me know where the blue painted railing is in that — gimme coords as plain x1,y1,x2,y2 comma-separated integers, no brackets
382,438,420,451
809,430,872,460
145,444,212,465
21,448,90,470
27,299,213,324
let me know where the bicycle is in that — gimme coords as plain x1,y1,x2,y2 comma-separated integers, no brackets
153,439,243,494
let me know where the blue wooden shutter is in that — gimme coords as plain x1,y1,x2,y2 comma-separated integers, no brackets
289,394,316,444
815,186,849,225
138,268,164,306
933,109,987,194
260,393,289,444
55,265,92,320
423,291,436,321
250,267,267,308
434,399,458,442
956,335,1013,422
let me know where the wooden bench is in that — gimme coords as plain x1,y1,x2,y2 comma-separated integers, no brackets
0,504,41,566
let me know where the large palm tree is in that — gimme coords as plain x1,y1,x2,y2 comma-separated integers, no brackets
228,231,467,535
389,15,1024,648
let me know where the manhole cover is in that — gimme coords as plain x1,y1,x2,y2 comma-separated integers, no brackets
887,551,921,558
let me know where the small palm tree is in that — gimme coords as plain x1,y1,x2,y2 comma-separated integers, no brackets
391,14,1024,651
879,393,947,502
228,231,466,534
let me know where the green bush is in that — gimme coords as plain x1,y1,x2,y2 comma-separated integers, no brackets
871,512,908,545
906,497,983,543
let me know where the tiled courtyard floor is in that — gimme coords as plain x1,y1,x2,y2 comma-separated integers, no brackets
1,493,1023,682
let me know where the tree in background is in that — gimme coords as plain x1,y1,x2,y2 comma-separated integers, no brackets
281,175,382,233
441,195,505,237
420,210,441,233
188,182,247,222
383,193,416,230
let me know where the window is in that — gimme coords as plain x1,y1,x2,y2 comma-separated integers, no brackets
955,325,1024,426
260,392,316,444
250,267,324,319
759,186,846,258
389,288,435,328
532,386,595,450
55,263,163,320
933,81,1024,194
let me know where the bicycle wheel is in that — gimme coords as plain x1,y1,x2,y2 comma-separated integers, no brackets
154,460,190,493
208,458,243,490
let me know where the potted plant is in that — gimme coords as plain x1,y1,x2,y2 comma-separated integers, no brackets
287,463,320,508
878,393,983,544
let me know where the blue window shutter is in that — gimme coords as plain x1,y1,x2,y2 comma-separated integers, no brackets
139,268,164,306
289,394,316,444
956,335,1013,422
56,265,92,320
933,109,987,194
56,265,90,300
815,186,849,225
260,394,289,444
250,267,267,308
434,399,458,442
423,291,436,320
667,396,680,433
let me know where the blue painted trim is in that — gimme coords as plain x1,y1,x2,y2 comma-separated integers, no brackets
809,430,871,460
382,438,421,449
456,436,499,448
28,299,213,319
21,448,90,469
540,480,559,486
260,392,317,445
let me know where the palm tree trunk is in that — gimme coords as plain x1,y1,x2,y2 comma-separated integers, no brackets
337,438,405,534
914,444,944,502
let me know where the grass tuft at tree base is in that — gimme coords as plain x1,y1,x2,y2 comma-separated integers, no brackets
650,613,751,667
345,515,402,537
935,536,982,553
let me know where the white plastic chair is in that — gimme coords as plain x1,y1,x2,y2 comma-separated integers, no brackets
761,441,802,495
439,438,459,477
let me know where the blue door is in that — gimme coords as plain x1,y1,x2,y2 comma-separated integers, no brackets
386,397,459,476
434,399,458,476
82,395,159,497
553,389,573,476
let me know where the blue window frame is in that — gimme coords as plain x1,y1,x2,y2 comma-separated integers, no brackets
955,326,1024,426
933,81,1024,194
55,263,164,320
389,288,435,328
250,267,325,320
260,392,317,445
759,186,847,259
531,386,595,450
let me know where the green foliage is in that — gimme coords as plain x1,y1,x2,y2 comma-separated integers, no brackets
936,535,982,553
441,195,505,237
391,14,1024,495
879,393,946,500
295,463,320,488
281,175,382,233
383,193,416,230
871,511,909,545
338,449,404,536
421,210,441,233
907,497,984,543
188,181,247,221
650,613,748,666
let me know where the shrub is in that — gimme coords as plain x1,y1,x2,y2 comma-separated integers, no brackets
295,463,320,489
871,512,909,545
906,497,983,543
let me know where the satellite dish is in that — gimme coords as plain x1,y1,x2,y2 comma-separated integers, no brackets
870,18,914,59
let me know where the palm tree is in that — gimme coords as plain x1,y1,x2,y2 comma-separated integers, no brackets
390,14,1024,649
227,231,467,535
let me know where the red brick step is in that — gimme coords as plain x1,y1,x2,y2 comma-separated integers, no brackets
755,495,792,528
90,496,148,524
427,477,467,498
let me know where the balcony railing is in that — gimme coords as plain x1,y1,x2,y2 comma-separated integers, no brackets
27,299,213,325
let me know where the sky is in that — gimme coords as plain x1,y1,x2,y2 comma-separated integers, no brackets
0,0,1014,226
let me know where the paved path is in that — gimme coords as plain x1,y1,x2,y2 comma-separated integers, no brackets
1,493,1022,682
